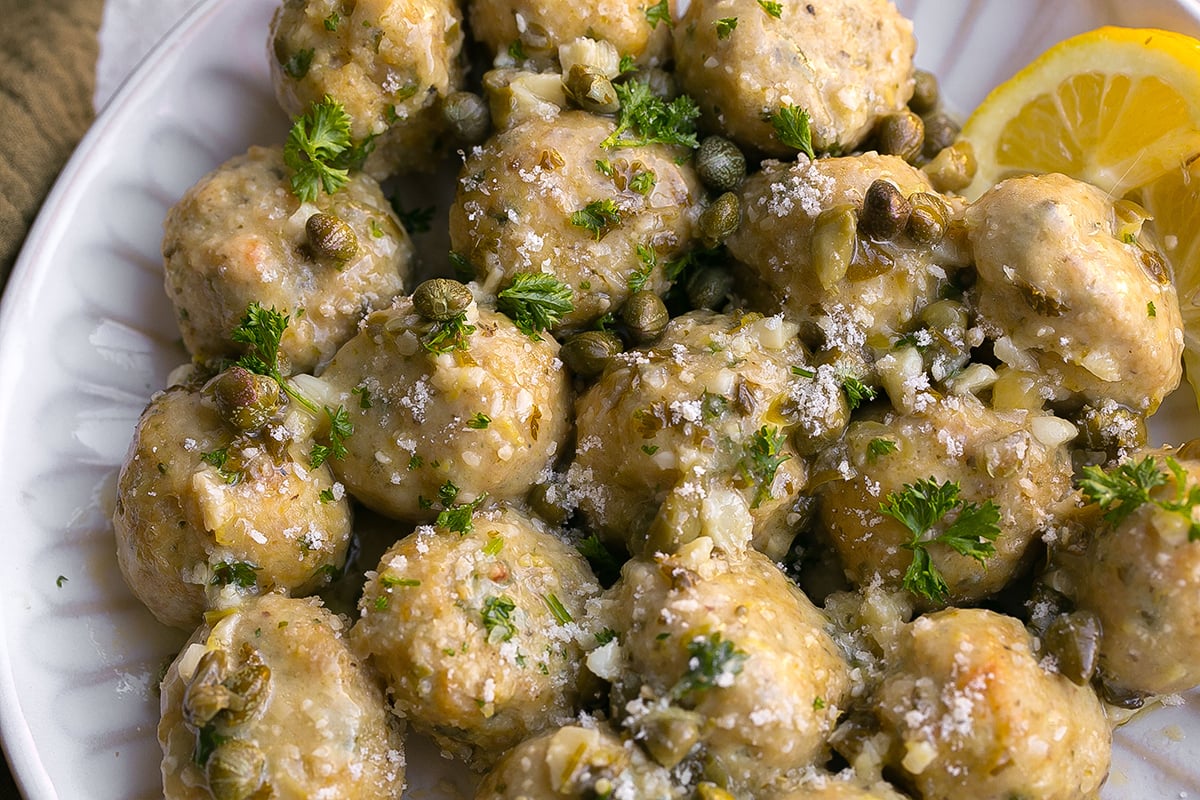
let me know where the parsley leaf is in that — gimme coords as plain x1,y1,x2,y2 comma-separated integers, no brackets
670,632,748,702
481,595,518,643
867,437,898,461
436,493,486,535
644,0,672,27
497,273,575,336
211,561,260,589
1079,455,1200,539
200,448,242,485
282,48,314,79
570,198,623,240
543,593,573,625
771,104,815,158
309,405,352,468
879,478,1001,602
602,80,700,150
758,0,783,18
618,54,637,75
630,243,658,292
842,376,877,410
715,17,738,38
578,533,623,586
391,201,435,234
284,96,370,202
467,412,491,429
422,312,476,354
740,426,791,509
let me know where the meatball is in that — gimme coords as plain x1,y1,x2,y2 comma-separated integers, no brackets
353,504,604,766
816,394,1074,606
772,776,909,800
608,539,852,791
269,0,465,177
474,723,684,800
727,154,968,348
867,608,1110,800
113,373,352,629
449,111,703,330
1063,446,1200,695
467,0,674,66
159,593,405,799
673,0,915,155
162,145,413,374
569,311,811,560
316,296,571,521
966,173,1183,413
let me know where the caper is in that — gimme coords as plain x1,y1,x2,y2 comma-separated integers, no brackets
1097,673,1148,709
305,212,359,264
922,140,977,193
685,264,734,311
696,783,737,800
919,298,971,381
875,110,924,163
637,706,704,768
182,649,231,730
412,278,473,321
564,64,619,114
695,136,746,193
205,740,267,800
906,191,951,245
1179,438,1200,460
811,204,858,288
909,69,940,115
560,330,623,378
921,111,960,159
698,192,740,247
527,480,570,526
620,291,669,344
1077,403,1147,458
204,367,282,432
442,90,491,145
859,180,911,242
1042,610,1102,686
220,648,271,727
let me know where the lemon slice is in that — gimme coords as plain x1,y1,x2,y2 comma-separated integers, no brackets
1140,161,1200,403
960,26,1200,200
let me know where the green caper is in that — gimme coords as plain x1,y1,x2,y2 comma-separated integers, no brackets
1097,672,1148,709
560,330,624,377
637,706,704,768
205,740,267,800
220,648,271,727
695,136,746,193
564,64,619,114
921,111,960,159
685,264,734,311
859,180,911,242
1179,438,1200,460
919,298,971,381
412,278,473,321
698,192,741,247
1043,610,1102,686
922,140,977,193
875,110,925,163
527,481,570,526
696,783,737,800
1077,403,1147,457
182,649,231,729
906,191,951,245
305,212,359,264
442,90,491,145
909,69,940,115
620,291,670,344
205,366,282,432
811,204,858,288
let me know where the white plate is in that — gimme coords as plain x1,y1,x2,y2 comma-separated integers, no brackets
2,0,1200,797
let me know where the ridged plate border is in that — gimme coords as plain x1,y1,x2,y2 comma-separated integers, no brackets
1,0,1199,797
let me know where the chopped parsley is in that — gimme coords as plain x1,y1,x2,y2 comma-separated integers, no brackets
543,593,573,625
200,448,241,485
283,96,371,202
481,595,518,643
1079,455,1200,540
644,0,672,28
578,533,623,585
791,365,816,379
758,0,783,18
670,632,748,702
641,444,660,455
55,575,68,588
436,493,487,535
596,627,618,645
323,12,340,31
392,201,435,234
740,426,791,509
842,376,877,410
422,312,475,354
467,412,491,429
282,48,314,79
630,168,657,195
482,535,505,556
867,437,898,460
595,159,615,177
1148,301,1157,318
771,104,815,158
381,575,421,588
570,198,623,240
508,39,526,61
618,54,637,75
630,243,657,292
879,478,1001,603
318,487,336,504
602,80,700,150
497,273,575,336
308,405,353,468
210,561,260,589
351,385,372,409
715,17,738,38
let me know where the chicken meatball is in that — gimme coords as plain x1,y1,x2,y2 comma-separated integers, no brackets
270,0,465,177
727,154,969,349
474,723,684,800
772,776,909,800
673,0,915,155
866,608,1110,800
569,311,811,560
354,504,604,766
160,593,405,799
966,173,1183,413
608,539,852,791
162,145,413,374
816,394,1074,606
467,0,674,66
449,111,703,330
113,371,352,629
316,294,571,521
1063,445,1200,695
